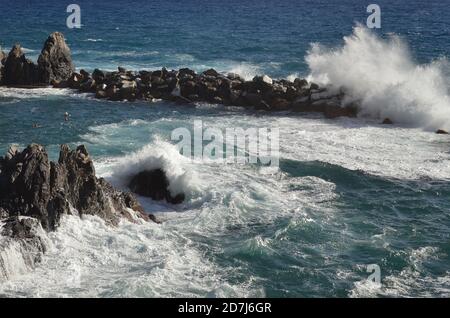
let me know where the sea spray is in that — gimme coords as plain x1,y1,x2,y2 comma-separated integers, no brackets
107,138,201,199
306,25,450,131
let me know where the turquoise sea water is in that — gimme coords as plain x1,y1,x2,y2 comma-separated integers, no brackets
0,0,450,297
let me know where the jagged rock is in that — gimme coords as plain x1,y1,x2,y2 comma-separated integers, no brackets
0,216,48,282
79,69,90,81
382,118,393,125
129,169,185,204
203,68,219,77
254,75,273,86
37,32,74,84
3,44,39,85
436,129,449,135
67,72,83,89
0,144,153,231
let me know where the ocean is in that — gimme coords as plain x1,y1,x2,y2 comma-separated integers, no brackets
0,0,449,297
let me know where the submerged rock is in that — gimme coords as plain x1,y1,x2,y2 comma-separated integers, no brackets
0,144,154,231
129,169,185,204
37,32,75,84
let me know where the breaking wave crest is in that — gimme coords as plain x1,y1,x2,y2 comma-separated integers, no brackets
306,26,450,131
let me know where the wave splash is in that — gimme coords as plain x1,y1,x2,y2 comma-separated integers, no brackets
306,26,450,130
107,138,200,200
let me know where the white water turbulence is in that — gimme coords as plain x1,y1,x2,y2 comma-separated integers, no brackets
104,139,201,201
306,26,450,131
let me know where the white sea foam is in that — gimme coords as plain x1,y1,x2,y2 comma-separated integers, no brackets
226,63,261,81
0,87,86,100
0,218,50,282
306,25,450,131
104,138,201,199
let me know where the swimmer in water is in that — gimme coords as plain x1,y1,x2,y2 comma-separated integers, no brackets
64,112,70,121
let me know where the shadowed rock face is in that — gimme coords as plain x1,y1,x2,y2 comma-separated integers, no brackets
37,32,74,84
3,44,39,85
0,144,153,231
129,169,186,204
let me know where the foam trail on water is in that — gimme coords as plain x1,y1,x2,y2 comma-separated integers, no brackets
306,26,450,131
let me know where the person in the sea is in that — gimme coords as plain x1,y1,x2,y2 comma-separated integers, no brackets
64,112,70,121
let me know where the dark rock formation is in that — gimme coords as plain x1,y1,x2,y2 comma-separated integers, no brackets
3,44,39,85
382,118,394,125
0,144,153,231
0,216,48,281
436,129,449,135
0,33,363,118
129,169,185,204
37,32,75,84
61,64,358,118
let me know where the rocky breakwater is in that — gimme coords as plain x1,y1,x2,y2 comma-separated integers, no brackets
0,31,356,118
0,32,74,87
64,66,358,118
0,144,154,280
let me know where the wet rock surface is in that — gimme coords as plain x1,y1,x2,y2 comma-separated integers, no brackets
0,144,153,231
37,32,75,84
129,169,185,204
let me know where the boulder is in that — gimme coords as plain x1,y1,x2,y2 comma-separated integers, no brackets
67,72,83,89
436,129,449,135
3,44,39,85
382,118,393,125
37,32,74,84
310,83,320,90
253,75,273,86
129,169,185,204
203,68,219,77
0,144,153,231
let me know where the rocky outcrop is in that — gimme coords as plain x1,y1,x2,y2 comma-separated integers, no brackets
0,217,49,281
0,144,157,280
3,44,39,85
1,32,74,86
0,144,153,231
129,169,185,204
436,129,448,135
0,33,358,118
37,32,74,84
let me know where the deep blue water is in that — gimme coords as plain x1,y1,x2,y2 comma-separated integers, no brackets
0,0,450,297
1,0,450,75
